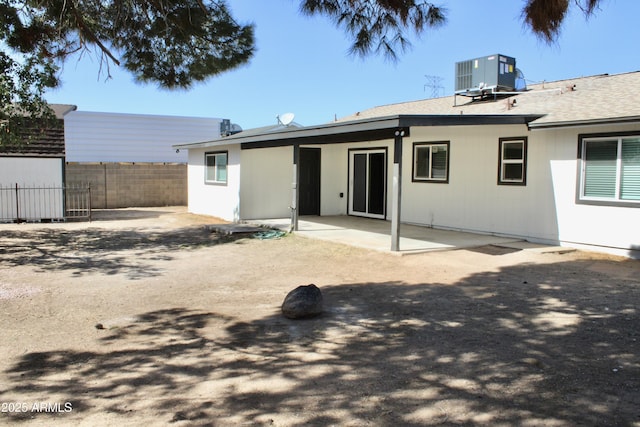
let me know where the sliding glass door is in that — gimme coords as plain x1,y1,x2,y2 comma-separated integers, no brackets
348,149,387,219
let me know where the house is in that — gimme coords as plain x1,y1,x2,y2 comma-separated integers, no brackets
174,70,640,258
63,110,222,208
0,104,76,221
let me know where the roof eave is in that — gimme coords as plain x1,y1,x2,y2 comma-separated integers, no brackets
528,116,640,130
174,114,541,150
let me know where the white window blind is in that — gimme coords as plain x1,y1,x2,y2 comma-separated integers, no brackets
413,143,448,182
621,138,640,200
582,136,640,203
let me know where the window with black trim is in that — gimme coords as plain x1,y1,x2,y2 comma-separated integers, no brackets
579,134,640,205
498,137,527,185
412,141,449,182
205,151,228,184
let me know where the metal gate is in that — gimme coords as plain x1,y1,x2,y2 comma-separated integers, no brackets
0,184,91,223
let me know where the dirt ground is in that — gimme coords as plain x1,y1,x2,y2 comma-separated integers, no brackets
0,207,639,426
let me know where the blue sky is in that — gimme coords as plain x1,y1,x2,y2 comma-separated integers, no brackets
45,0,639,129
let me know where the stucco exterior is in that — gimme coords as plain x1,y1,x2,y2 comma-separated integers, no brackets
542,124,640,255
402,125,550,238
186,145,241,221
240,146,293,220
400,123,639,256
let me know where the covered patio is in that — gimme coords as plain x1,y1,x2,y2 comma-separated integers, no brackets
252,215,545,254
175,114,540,252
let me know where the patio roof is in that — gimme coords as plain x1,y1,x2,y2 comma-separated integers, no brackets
173,113,542,150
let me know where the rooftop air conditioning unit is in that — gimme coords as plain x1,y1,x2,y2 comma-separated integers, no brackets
220,119,242,137
455,54,516,96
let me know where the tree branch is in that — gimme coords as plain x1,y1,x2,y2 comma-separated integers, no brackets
68,1,121,66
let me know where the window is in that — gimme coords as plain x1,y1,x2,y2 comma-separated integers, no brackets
413,142,449,182
205,151,228,184
579,134,640,205
498,137,527,185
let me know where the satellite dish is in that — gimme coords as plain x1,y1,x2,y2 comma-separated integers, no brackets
277,112,295,126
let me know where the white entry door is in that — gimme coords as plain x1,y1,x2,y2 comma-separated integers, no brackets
348,149,387,219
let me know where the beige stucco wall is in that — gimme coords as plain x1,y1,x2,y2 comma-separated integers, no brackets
185,145,241,221
541,124,640,255
401,123,640,256
402,124,548,237
240,146,293,220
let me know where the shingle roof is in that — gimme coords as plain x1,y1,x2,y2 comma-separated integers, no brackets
0,119,65,157
336,71,640,128
0,104,75,157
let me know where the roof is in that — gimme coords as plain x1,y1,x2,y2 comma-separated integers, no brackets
175,71,640,150
0,104,74,157
338,71,640,129
50,104,77,119
0,119,65,157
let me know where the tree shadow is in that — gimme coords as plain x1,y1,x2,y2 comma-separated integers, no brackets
89,209,174,222
2,257,639,425
0,227,246,279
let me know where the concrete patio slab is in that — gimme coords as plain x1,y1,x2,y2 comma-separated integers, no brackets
250,215,533,254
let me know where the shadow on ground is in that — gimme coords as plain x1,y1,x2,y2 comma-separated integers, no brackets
0,227,247,279
89,209,175,222
2,259,639,425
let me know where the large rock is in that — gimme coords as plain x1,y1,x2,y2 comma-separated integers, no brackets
281,284,323,319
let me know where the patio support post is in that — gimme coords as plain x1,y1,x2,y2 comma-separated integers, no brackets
391,129,405,251
291,143,300,232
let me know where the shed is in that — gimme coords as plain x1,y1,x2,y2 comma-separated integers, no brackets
0,104,75,222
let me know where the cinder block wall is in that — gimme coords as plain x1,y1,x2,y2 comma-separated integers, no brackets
66,162,187,208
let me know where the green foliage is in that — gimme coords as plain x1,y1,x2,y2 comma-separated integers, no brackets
301,0,603,59
0,0,604,148
300,0,446,61
523,0,602,42
2,0,255,89
0,51,59,147
110,1,255,88
0,0,254,147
